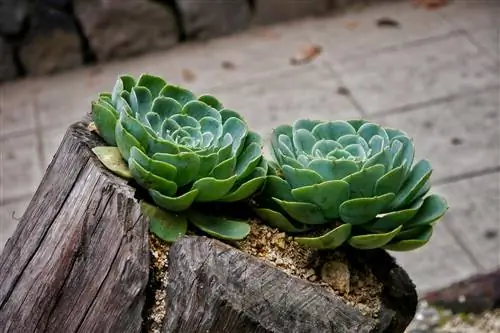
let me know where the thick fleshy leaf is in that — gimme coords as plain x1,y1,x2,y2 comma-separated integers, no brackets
273,198,328,225
234,143,262,180
278,134,295,159
291,180,349,219
115,121,144,161
368,135,385,155
311,140,342,157
220,174,266,202
245,130,264,149
391,136,415,174
364,149,391,172
312,121,356,140
385,128,408,140
119,111,152,150
342,165,385,198
405,195,448,228
348,225,402,249
389,159,432,209
383,226,433,251
293,119,321,132
271,125,293,164
374,165,405,196
160,84,196,105
347,119,368,131
130,86,153,119
130,147,176,181
223,117,248,156
293,129,316,154
344,144,366,160
142,202,187,242
192,175,238,201
263,176,294,201
220,109,244,123
200,117,223,143
339,193,395,225
137,74,166,98
188,211,251,240
153,152,200,187
337,135,368,151
358,123,389,145
145,112,162,133
149,188,199,212
197,153,218,178
211,156,236,179
147,136,181,155
282,165,322,188
129,159,177,196
295,223,352,249
152,97,182,119
254,208,309,233
371,198,424,230
198,94,223,110
92,102,118,145
183,100,221,122
112,75,135,104
92,146,132,179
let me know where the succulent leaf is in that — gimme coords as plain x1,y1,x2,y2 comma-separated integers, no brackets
188,211,251,240
348,225,402,249
142,201,187,242
295,223,352,249
92,146,132,179
92,74,266,243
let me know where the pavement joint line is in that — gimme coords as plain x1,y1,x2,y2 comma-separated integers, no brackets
337,29,468,64
433,166,500,187
442,219,487,272
462,28,500,62
368,84,500,118
320,60,367,117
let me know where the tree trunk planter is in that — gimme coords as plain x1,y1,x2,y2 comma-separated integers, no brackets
0,120,418,333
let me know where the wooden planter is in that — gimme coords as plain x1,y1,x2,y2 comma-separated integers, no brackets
0,120,418,333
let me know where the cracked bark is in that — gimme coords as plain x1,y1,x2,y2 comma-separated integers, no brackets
0,120,417,333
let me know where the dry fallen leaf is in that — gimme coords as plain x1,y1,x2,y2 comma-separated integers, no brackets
290,44,323,66
344,21,359,30
87,122,98,133
181,68,196,82
221,61,236,70
414,0,449,10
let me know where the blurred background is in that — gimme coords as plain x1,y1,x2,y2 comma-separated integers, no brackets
0,0,499,331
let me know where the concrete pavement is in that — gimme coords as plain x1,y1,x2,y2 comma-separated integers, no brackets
0,0,498,293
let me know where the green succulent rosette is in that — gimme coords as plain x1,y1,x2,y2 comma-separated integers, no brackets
256,119,448,251
91,74,267,241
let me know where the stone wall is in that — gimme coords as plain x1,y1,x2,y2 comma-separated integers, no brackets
0,0,365,82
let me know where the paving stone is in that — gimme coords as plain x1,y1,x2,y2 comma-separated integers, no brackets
252,0,330,26
0,83,36,137
372,89,500,182
74,0,179,61
470,28,499,60
308,1,454,61
392,220,480,293
336,33,499,114
438,0,500,31
432,173,500,273
41,125,67,171
0,133,42,203
176,0,251,40
208,66,361,141
0,197,30,252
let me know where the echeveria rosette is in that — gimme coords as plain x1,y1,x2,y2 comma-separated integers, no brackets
91,74,268,241
255,119,448,251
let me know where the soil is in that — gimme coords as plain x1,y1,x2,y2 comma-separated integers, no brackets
144,219,384,331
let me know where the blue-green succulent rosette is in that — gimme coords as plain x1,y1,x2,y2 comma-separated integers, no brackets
91,74,267,242
255,119,448,251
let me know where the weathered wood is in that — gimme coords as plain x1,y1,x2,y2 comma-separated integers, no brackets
163,237,417,333
0,120,417,333
0,121,149,332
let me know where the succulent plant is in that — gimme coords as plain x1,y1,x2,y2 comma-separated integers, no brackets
91,74,267,241
255,119,448,251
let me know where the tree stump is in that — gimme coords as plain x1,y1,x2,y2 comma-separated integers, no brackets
0,120,418,333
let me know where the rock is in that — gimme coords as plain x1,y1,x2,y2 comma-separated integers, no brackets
321,260,350,294
18,5,83,76
252,0,331,26
0,38,18,81
74,0,179,61
175,0,251,40
0,0,30,35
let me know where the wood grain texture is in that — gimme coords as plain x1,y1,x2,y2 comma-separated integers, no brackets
163,237,417,333
0,120,417,333
0,122,149,333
